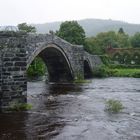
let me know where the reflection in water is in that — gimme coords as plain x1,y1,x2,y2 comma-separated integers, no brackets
0,78,140,140
0,113,28,139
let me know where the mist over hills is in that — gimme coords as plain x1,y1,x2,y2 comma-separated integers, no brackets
1,19,140,37
32,18,140,37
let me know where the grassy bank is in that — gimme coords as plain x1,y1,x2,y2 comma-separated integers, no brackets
110,68,140,78
93,66,140,78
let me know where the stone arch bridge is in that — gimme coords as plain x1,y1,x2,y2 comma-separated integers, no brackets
0,32,102,110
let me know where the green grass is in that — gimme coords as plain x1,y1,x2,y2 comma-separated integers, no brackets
105,99,124,113
94,65,140,78
110,68,140,78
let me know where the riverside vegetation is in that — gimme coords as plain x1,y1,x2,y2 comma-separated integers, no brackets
105,99,124,113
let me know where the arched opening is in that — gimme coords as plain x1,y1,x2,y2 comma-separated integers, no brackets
84,60,93,78
27,44,74,82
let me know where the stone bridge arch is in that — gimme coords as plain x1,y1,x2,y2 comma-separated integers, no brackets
84,58,93,78
27,43,74,82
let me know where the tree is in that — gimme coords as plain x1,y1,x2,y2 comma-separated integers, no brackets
84,37,103,54
17,23,36,33
84,31,119,55
96,31,118,48
56,21,85,45
118,27,124,34
117,33,130,48
131,32,140,48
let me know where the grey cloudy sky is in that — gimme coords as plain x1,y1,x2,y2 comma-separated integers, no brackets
0,0,140,25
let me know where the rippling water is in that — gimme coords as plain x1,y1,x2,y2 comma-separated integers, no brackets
0,78,140,140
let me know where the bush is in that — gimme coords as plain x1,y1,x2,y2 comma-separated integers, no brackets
122,52,131,64
132,53,140,65
93,66,108,77
105,99,124,113
132,72,140,78
100,55,112,65
112,52,123,63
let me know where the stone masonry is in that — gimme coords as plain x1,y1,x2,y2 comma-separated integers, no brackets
0,32,102,110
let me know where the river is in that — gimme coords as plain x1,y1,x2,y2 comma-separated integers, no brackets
0,78,140,140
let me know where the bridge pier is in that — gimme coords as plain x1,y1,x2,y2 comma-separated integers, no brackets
0,37,27,110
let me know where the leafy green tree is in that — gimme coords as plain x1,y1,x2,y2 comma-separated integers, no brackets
118,27,124,34
96,31,119,49
84,31,119,54
131,32,140,48
84,37,103,54
56,21,85,45
17,23,36,33
117,33,131,48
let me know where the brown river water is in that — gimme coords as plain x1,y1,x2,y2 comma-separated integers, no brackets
0,77,140,140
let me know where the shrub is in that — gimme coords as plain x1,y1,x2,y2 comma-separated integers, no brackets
100,55,112,65
132,72,140,78
93,66,109,77
112,52,123,64
105,99,124,113
122,52,131,64
132,53,140,65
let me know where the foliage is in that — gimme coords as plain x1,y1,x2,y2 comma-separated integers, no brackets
105,99,124,113
84,30,131,55
132,53,140,65
27,57,46,79
132,72,140,78
131,32,140,48
18,23,36,33
117,33,131,48
92,65,109,77
56,21,86,45
122,52,131,64
118,27,125,34
112,52,123,64
9,101,32,111
108,64,140,69
84,37,103,54
100,55,112,65
108,68,140,78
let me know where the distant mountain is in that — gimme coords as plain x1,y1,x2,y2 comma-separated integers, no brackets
32,19,140,37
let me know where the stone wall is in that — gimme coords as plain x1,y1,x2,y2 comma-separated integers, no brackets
0,36,27,109
0,49,2,107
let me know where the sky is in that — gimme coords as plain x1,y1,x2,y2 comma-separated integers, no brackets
0,0,140,26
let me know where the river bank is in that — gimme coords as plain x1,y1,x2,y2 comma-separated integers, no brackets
93,66,140,78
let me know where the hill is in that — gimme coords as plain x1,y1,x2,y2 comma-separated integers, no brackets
32,18,140,37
